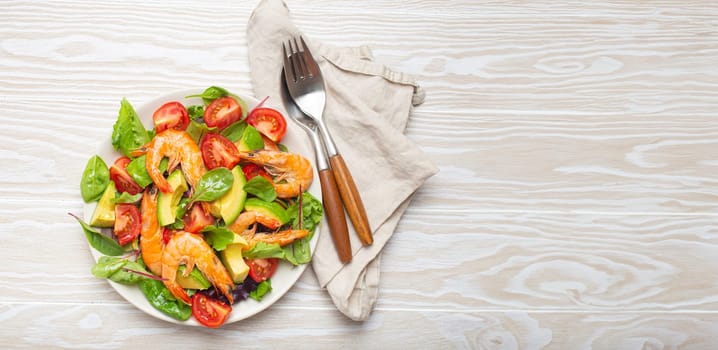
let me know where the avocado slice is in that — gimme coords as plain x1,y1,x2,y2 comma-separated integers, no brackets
176,265,211,290
208,165,247,225
220,234,250,283
157,170,188,226
243,198,290,227
235,125,264,152
89,182,117,227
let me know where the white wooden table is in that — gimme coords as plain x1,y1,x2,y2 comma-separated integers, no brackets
2,1,717,348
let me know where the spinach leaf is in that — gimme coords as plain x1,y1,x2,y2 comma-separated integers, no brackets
69,213,124,256
111,192,142,204
187,105,205,121
220,121,247,142
186,86,238,105
243,241,286,260
201,225,235,251
249,279,272,301
240,125,265,151
139,278,191,321
284,237,312,265
188,168,234,204
111,98,150,157
126,155,168,188
91,256,147,285
80,155,110,202
243,176,277,202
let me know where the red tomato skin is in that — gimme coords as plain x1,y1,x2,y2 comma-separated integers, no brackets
245,258,279,283
204,97,243,130
162,227,172,245
114,203,141,245
109,156,143,195
191,292,232,328
152,101,189,133
241,163,273,183
183,203,214,233
200,133,241,170
246,107,287,142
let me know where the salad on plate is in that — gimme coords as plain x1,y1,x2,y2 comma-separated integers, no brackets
73,86,322,328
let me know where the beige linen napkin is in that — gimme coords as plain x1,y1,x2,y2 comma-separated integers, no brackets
247,0,438,321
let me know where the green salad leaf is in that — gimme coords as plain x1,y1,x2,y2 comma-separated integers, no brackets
111,192,142,204
69,213,124,256
201,225,235,251
126,155,168,188
80,155,110,203
111,98,150,157
250,279,272,301
243,176,277,202
139,278,192,321
188,168,234,204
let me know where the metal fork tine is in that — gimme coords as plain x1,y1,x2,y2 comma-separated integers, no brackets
290,37,308,80
282,42,296,83
298,37,318,77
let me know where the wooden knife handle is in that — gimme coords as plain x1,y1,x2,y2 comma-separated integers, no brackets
318,168,352,263
329,154,373,246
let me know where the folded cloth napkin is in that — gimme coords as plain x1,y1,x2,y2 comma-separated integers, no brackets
247,0,438,321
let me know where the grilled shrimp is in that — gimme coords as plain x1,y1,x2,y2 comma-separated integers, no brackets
133,130,207,193
229,211,309,249
140,187,163,276
238,150,313,198
161,231,235,305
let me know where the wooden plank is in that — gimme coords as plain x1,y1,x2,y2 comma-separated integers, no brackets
1,303,718,349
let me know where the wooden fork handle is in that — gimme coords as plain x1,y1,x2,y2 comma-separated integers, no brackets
318,168,352,263
329,154,373,246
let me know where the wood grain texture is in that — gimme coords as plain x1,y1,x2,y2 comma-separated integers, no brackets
1,0,717,348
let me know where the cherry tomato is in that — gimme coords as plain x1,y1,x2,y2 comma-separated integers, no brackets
109,156,143,195
204,96,243,130
162,227,172,245
246,107,287,142
183,203,214,233
261,134,280,151
114,204,141,245
200,133,240,170
245,258,279,282
191,292,232,328
152,101,189,133
241,163,272,182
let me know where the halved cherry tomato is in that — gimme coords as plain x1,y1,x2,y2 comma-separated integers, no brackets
241,163,272,182
114,204,141,245
109,156,143,195
246,107,287,142
153,101,189,133
191,292,232,328
183,203,214,233
245,258,279,282
162,227,172,245
200,133,240,170
261,134,280,151
204,96,243,130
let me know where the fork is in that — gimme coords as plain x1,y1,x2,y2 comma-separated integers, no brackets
282,36,373,247
280,70,352,264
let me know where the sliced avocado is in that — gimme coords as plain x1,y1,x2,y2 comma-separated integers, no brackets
176,265,211,290
157,170,188,226
209,165,247,225
89,182,117,227
220,234,250,283
244,198,290,227
235,125,264,152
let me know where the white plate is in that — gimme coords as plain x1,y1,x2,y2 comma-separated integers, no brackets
83,89,320,326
